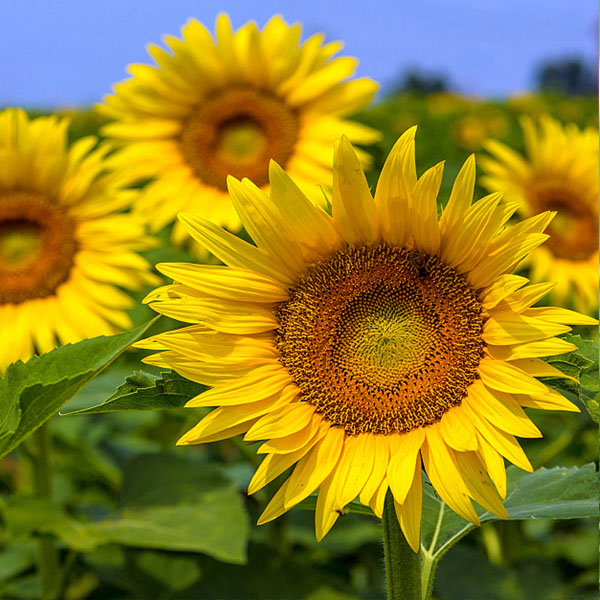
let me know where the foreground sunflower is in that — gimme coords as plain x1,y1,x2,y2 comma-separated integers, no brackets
481,116,598,314
137,128,595,551
98,14,380,249
0,108,158,372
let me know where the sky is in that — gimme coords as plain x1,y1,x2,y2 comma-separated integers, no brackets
2,0,597,107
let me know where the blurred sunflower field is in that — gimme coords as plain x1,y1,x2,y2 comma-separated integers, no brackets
0,15,598,600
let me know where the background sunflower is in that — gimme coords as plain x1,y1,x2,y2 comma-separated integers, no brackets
0,108,158,371
480,116,598,315
98,14,380,250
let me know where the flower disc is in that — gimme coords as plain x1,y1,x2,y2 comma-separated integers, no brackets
526,183,597,261
180,88,298,190
0,191,77,303
277,245,485,434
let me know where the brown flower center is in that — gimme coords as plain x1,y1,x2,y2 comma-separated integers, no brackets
0,191,77,304
179,88,299,190
528,183,598,261
276,245,485,435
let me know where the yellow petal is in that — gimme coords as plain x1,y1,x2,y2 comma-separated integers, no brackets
439,406,478,452
185,367,293,407
178,213,294,285
439,154,475,238
522,307,598,326
332,136,379,244
268,161,341,257
410,162,443,256
395,461,423,553
508,358,578,382
359,435,390,506
387,429,425,504
257,416,323,454
422,427,479,524
466,381,542,438
464,404,533,472
483,314,571,345
244,402,316,441
315,473,342,541
480,274,528,310
478,358,547,395
374,127,417,246
453,452,508,519
248,425,327,495
227,177,306,276
487,337,578,361
283,427,345,509
335,433,375,508
476,433,507,497
156,263,290,302
515,388,580,412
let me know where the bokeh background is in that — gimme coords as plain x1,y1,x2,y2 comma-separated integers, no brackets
1,2,598,599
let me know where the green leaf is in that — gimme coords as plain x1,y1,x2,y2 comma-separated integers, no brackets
1,454,249,565
545,334,599,422
418,462,598,589
0,319,158,458
62,370,204,415
296,463,598,556
0,543,37,584
135,551,202,592
2,496,106,552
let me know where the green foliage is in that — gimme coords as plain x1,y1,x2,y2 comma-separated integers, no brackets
545,334,599,422
0,319,157,458
62,371,204,416
2,454,249,563
420,464,599,558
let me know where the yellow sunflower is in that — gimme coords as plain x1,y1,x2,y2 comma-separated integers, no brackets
136,128,595,552
481,116,598,314
97,14,380,249
0,108,158,372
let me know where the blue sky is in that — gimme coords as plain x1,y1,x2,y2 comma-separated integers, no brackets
2,0,597,106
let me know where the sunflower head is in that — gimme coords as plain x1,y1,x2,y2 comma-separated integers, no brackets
0,108,158,371
97,14,380,248
481,115,599,314
138,128,595,552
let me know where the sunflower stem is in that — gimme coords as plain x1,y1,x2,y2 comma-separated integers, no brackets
30,423,60,600
382,491,421,600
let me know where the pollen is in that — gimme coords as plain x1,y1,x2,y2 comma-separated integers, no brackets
179,88,299,190
276,244,486,435
0,191,77,304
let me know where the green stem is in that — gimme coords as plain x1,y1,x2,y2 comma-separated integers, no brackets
31,424,60,600
382,491,421,600
420,500,444,600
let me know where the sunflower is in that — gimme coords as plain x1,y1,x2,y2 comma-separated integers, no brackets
481,116,598,314
136,128,595,552
97,14,380,249
0,108,158,372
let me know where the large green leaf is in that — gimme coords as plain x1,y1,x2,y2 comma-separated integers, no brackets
420,463,599,559
296,463,599,551
62,370,204,415
1,454,249,565
0,319,157,458
545,334,599,422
